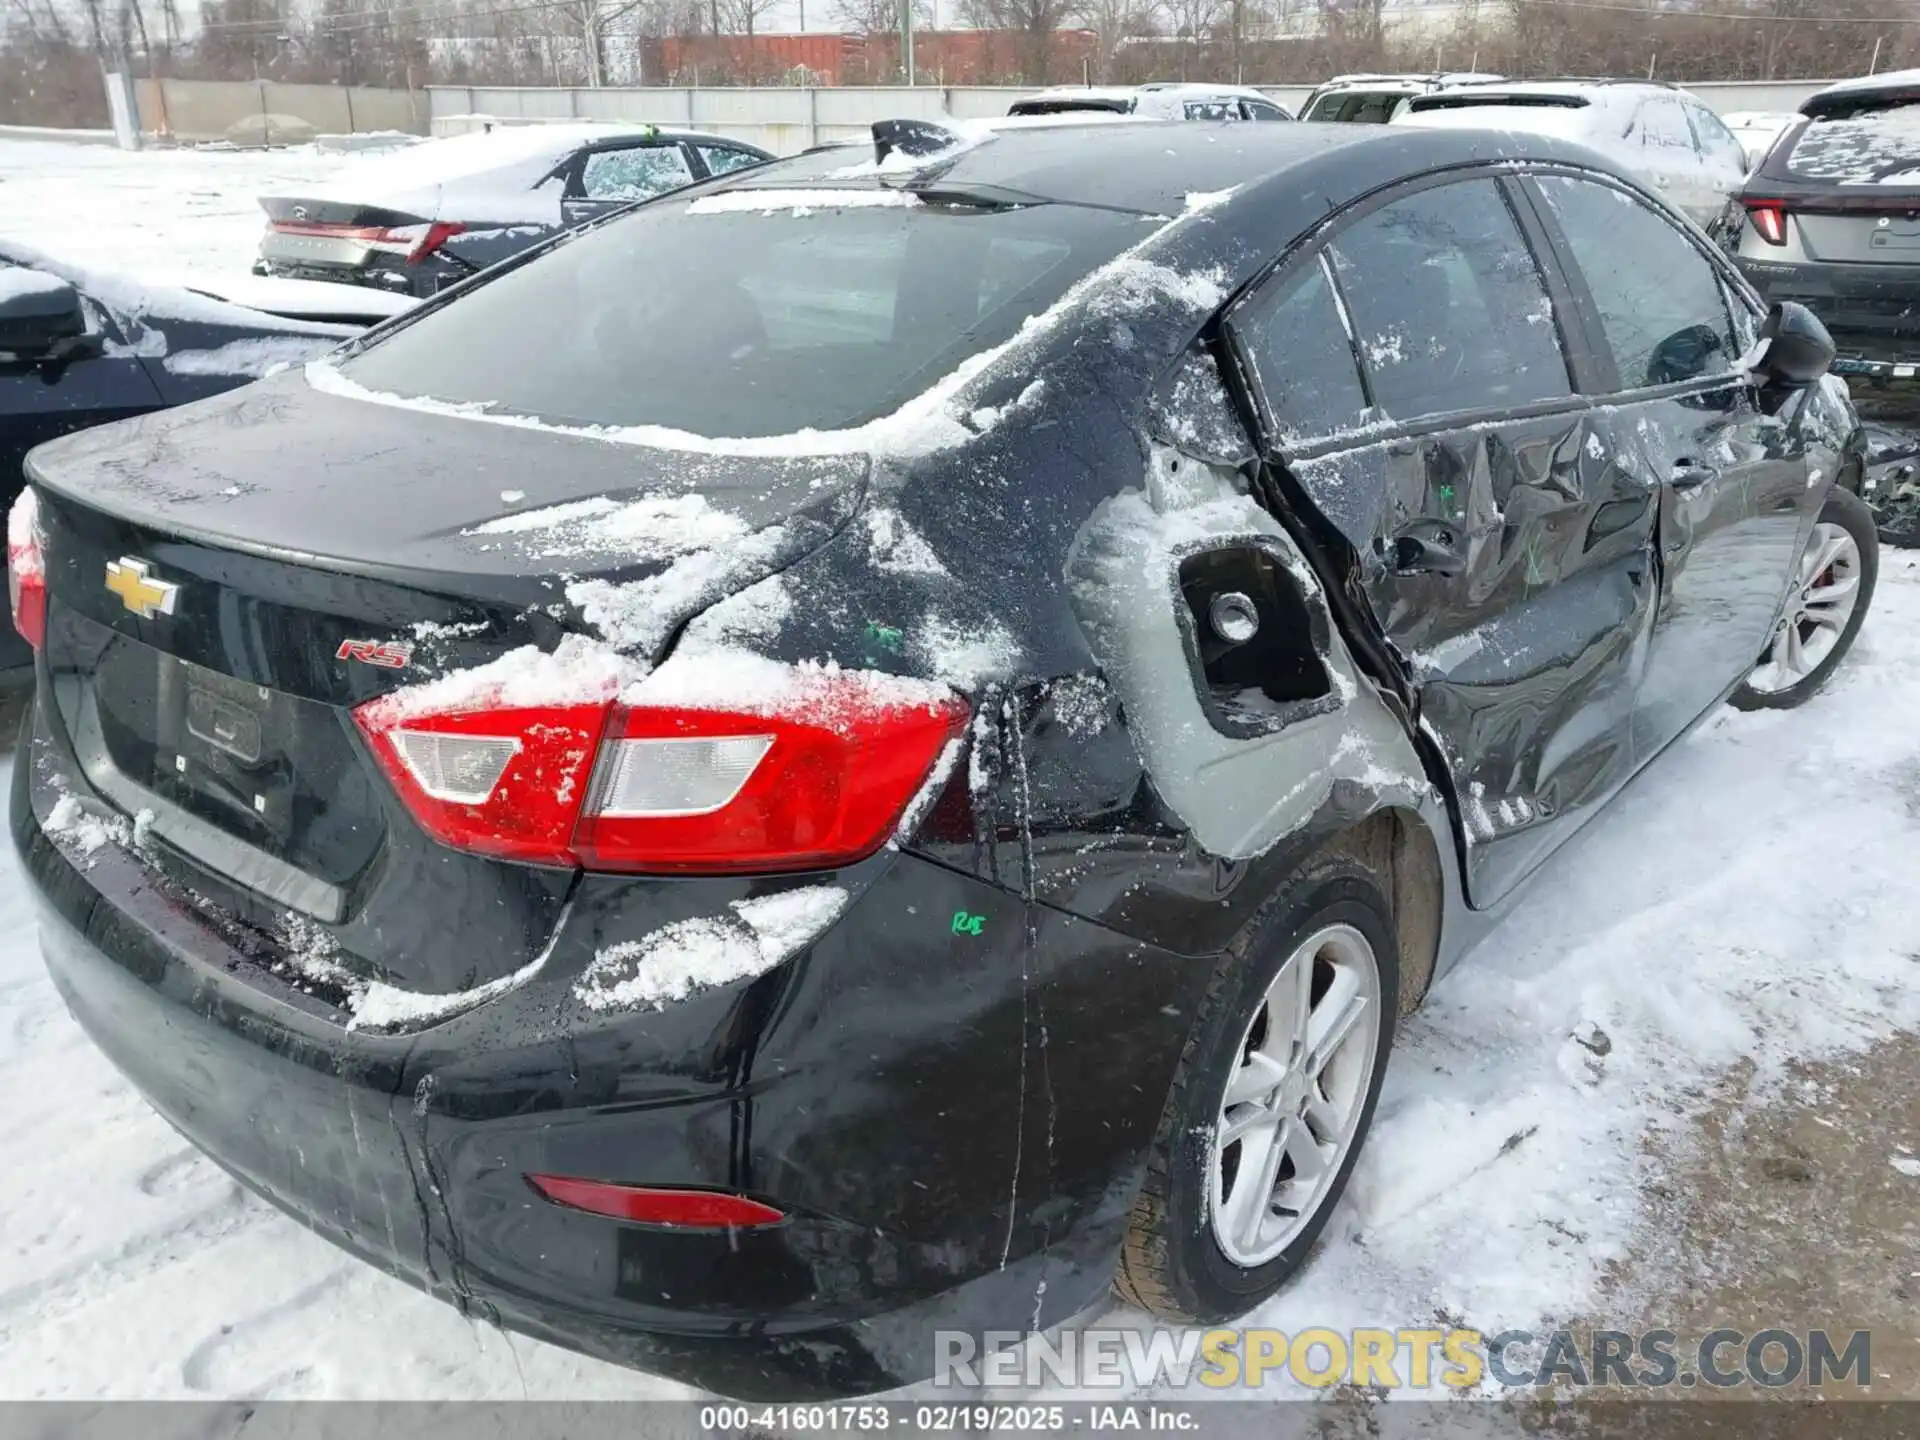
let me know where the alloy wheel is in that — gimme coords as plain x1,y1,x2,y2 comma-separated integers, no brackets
1207,923,1380,1268
1748,521,1864,695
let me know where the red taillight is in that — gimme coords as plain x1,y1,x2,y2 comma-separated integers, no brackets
8,488,46,651
353,661,968,875
1744,200,1788,246
269,218,466,263
526,1174,785,1229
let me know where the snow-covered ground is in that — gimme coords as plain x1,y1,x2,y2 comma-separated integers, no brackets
3,134,1919,1402
0,137,349,295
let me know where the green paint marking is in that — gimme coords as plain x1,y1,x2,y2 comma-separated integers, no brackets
864,621,904,652
951,910,986,937
1437,483,1457,514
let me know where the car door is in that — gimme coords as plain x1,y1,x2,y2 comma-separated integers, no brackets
1522,171,1820,759
1680,99,1753,219
562,140,698,227
1225,173,1661,908
0,263,164,670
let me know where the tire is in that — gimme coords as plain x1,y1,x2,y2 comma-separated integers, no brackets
1115,856,1397,1323
1730,485,1879,712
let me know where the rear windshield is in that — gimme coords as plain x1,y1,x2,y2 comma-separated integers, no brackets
1783,102,1920,185
1008,98,1133,116
1306,90,1410,123
1407,93,1587,113
340,188,1143,438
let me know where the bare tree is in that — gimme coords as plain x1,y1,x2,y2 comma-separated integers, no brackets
1074,0,1150,81
1157,0,1220,77
961,0,1076,82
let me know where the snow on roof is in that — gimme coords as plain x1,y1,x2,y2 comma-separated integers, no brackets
1809,68,1920,103
282,121,656,220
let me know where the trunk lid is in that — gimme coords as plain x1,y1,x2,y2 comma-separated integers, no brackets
26,368,865,1000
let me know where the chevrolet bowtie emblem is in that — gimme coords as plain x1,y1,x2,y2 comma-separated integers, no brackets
104,557,180,619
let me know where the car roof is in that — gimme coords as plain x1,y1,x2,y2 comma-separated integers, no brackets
742,119,1638,227
1802,68,1920,117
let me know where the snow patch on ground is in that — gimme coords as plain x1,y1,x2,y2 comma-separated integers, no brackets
576,886,848,1011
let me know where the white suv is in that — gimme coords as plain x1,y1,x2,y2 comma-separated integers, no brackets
1007,83,1292,123
1394,79,1749,232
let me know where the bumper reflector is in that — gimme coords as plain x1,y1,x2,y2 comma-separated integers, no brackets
526,1174,786,1229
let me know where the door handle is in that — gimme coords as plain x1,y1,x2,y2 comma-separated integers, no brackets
1670,458,1718,490
1389,520,1465,576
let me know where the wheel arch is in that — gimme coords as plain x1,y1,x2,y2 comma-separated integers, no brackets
1313,805,1444,1021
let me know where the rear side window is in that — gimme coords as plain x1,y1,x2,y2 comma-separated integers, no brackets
580,144,693,201
1783,102,1920,185
1324,178,1572,420
1185,99,1240,120
1234,255,1369,442
1536,174,1736,389
696,143,763,177
341,195,1142,439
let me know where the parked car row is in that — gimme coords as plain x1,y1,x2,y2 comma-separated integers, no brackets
6,103,1880,1402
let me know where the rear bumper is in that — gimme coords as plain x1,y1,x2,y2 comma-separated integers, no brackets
13,688,1195,1397
252,247,449,301
1738,256,1920,372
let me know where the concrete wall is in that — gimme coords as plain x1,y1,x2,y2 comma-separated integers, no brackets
135,78,429,143
427,78,1834,154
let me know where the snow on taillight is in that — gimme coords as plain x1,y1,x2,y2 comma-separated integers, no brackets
1743,200,1789,246
353,652,969,875
7,488,46,651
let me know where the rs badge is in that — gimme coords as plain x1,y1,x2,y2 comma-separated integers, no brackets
104,557,179,619
337,638,414,670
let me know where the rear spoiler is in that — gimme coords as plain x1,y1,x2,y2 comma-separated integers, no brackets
1803,82,1920,119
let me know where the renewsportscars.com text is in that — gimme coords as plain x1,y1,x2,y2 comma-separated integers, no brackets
934,1326,1872,1390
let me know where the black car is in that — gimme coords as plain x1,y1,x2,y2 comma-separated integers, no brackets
1734,71,1920,387
0,245,362,683
255,122,774,299
10,119,1876,1400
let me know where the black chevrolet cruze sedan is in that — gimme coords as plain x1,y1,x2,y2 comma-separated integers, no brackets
9,119,1876,1398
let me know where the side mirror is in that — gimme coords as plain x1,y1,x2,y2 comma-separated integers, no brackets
0,269,97,364
1755,300,1835,388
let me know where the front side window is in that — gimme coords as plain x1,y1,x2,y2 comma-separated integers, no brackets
1536,174,1736,389
1686,103,1748,170
580,144,694,202
1244,99,1290,121
1323,178,1572,421
1234,254,1369,444
340,192,1143,439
